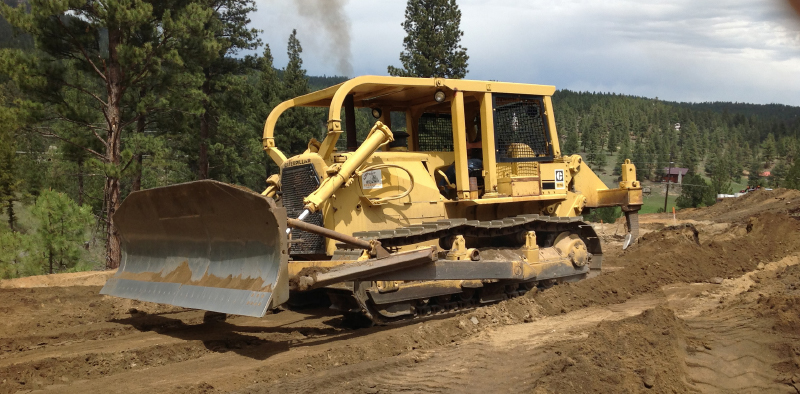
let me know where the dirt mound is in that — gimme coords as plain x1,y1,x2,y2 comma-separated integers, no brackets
678,188,800,222
751,263,800,335
527,212,800,317
527,306,690,393
0,270,115,289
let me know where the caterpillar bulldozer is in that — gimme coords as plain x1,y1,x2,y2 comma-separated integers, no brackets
101,76,643,324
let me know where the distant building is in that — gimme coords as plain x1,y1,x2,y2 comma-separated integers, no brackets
662,167,689,184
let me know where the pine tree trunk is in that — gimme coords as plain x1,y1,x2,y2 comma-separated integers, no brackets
48,249,53,275
103,29,124,270
198,76,210,179
6,199,14,232
77,158,84,206
103,159,122,270
131,113,145,192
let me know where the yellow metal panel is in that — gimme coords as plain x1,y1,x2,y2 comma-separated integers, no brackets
405,111,417,151
379,107,392,152
441,79,556,97
593,188,644,209
451,91,470,199
318,130,342,159
543,96,561,157
449,193,565,206
497,177,541,197
478,93,498,196
555,192,588,217
565,157,608,206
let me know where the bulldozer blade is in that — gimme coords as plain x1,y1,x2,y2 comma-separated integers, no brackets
100,180,289,318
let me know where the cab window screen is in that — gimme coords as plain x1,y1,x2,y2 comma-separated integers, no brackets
417,113,453,151
493,95,552,162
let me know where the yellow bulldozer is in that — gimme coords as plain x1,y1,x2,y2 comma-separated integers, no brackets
101,76,643,324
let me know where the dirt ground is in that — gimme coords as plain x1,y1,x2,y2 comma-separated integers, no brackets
1,189,799,393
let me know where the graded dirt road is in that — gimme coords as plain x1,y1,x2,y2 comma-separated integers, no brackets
1,190,799,393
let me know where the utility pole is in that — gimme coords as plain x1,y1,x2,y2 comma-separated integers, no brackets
664,153,673,213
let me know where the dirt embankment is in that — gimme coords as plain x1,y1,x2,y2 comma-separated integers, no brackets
532,211,800,317
677,188,800,222
0,270,115,289
0,191,799,393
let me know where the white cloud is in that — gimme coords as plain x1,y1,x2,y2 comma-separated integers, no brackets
251,0,800,105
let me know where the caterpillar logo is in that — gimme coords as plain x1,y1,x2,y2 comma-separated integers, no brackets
284,159,311,167
555,169,565,189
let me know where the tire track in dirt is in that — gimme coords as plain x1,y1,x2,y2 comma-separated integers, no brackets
0,310,348,393
684,310,794,393
241,296,663,394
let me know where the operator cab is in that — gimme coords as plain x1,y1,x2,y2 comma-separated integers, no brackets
262,76,561,202
333,90,556,200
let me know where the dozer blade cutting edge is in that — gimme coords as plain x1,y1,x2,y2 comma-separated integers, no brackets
100,180,289,317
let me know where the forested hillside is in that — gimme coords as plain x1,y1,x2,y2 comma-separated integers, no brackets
552,90,800,203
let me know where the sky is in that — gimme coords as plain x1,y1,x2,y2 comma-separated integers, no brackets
250,0,800,106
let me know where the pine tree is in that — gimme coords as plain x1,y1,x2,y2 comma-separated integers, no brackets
606,127,619,154
780,137,796,165
0,230,27,279
29,190,93,274
786,160,800,190
613,138,631,176
0,0,215,269
708,154,732,195
632,139,649,180
276,30,320,156
255,44,284,178
256,44,282,112
770,161,787,188
747,156,762,187
676,174,714,208
283,29,310,99
0,137,19,231
761,133,776,166
0,83,22,231
188,0,261,180
680,131,700,173
388,0,469,78
562,128,579,156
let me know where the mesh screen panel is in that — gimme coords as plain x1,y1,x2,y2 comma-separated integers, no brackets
281,164,325,254
493,95,551,163
417,113,454,151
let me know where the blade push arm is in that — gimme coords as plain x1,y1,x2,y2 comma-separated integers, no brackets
304,121,394,212
286,121,394,233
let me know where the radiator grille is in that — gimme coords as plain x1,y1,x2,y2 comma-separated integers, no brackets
281,164,325,254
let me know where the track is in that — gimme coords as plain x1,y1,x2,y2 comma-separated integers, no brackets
343,213,601,324
1,189,799,394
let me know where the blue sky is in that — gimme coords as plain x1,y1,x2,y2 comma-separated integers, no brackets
251,0,800,105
